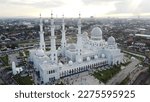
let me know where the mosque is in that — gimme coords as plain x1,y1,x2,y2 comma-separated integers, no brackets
29,13,123,84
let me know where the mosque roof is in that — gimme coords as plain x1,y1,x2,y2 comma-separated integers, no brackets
91,27,102,40
35,49,45,57
107,36,116,45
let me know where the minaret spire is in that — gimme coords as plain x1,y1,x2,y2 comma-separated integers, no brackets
78,13,81,35
61,14,67,56
76,13,83,63
50,12,57,63
39,14,46,51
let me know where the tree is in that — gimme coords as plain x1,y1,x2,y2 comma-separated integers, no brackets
148,66,150,74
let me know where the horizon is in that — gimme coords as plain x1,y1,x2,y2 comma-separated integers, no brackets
0,15,150,19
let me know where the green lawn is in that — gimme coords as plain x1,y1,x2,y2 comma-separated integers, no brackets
46,48,50,51
92,65,121,84
119,76,130,85
0,55,9,66
24,50,29,56
19,52,24,57
4,66,12,71
13,74,34,85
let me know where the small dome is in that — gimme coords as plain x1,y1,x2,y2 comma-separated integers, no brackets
35,49,45,57
58,47,61,50
87,57,90,61
68,44,76,52
68,44,76,50
101,54,106,58
107,36,116,45
83,32,88,36
59,62,63,66
69,61,73,65
94,55,98,59
78,59,82,63
91,27,102,40
83,32,89,40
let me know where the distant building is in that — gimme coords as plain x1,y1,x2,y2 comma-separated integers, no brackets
135,34,150,39
22,21,34,28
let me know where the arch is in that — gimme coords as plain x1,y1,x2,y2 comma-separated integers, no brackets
77,68,79,72
74,69,77,73
66,70,69,76
84,66,86,71
62,72,64,77
71,69,74,74
60,73,62,77
86,66,88,70
117,61,119,65
64,71,67,76
73,69,76,74
81,67,83,71
79,67,81,72
80,67,81,71
69,70,71,74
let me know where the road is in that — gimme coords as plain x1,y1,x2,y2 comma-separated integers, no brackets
129,67,148,84
123,50,145,59
0,46,34,56
106,58,140,85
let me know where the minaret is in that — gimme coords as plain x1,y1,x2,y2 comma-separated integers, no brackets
12,61,17,75
50,12,58,63
61,14,66,56
76,13,83,63
39,14,46,51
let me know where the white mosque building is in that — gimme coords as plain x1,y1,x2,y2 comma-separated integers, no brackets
29,13,123,84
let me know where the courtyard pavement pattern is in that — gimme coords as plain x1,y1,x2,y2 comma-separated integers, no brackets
61,71,104,85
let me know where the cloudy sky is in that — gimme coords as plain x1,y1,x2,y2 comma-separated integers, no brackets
0,0,150,18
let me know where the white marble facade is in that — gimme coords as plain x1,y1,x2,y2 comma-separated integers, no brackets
29,14,123,84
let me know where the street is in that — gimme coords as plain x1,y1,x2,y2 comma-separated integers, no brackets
107,58,140,85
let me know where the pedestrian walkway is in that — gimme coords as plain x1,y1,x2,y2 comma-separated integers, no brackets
61,71,104,85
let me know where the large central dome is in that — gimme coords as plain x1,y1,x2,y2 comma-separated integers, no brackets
91,27,102,40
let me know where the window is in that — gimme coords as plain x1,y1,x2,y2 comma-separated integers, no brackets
49,77,55,81
48,70,55,74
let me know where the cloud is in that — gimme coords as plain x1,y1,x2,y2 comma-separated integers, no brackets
0,0,150,17
137,0,150,13
112,0,131,13
81,0,121,5
0,0,64,8
105,0,150,16
82,0,150,16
